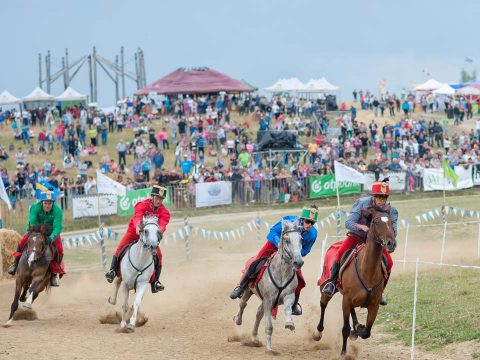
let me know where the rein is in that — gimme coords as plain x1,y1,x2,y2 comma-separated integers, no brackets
127,243,154,292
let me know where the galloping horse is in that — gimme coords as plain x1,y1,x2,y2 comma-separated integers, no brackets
5,225,53,327
233,220,304,351
314,206,396,356
108,215,161,332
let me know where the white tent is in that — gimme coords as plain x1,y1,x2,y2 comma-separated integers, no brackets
23,87,55,102
456,86,480,96
56,86,87,101
0,90,21,105
433,84,455,95
304,77,339,93
414,79,444,92
264,78,305,92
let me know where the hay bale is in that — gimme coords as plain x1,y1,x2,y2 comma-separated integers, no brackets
0,229,21,274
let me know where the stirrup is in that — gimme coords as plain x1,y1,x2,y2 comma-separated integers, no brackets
151,281,164,293
322,281,336,296
105,270,116,283
7,264,17,276
292,303,302,316
229,286,244,299
50,275,59,287
380,295,388,306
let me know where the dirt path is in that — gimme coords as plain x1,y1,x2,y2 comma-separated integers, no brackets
1,208,479,359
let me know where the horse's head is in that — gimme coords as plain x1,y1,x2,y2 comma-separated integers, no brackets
366,206,396,253
139,216,162,254
26,225,49,267
280,220,304,269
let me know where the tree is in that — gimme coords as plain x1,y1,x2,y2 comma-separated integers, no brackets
460,68,477,83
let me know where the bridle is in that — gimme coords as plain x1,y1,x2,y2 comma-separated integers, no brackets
369,214,392,248
279,228,299,261
138,218,161,252
27,232,48,262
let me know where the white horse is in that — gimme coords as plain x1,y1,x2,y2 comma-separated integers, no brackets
108,215,161,332
233,220,304,351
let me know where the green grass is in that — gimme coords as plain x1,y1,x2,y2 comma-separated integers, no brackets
377,268,480,351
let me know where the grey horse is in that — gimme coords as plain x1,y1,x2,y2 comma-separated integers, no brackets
108,215,161,332
233,220,304,351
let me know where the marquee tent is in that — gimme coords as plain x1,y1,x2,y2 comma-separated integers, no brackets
56,86,87,109
0,90,21,105
414,79,444,91
304,77,339,93
264,78,306,92
23,87,55,109
433,84,455,95
135,67,253,95
456,86,480,96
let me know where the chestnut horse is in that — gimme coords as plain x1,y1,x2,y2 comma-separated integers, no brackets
5,224,53,327
314,206,396,356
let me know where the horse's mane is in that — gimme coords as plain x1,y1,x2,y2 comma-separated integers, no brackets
29,223,53,236
142,215,159,226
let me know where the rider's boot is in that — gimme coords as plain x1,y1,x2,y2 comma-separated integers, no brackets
380,272,390,306
292,295,303,316
322,261,340,296
7,251,21,276
105,255,118,283
50,273,59,287
229,263,255,299
151,260,164,293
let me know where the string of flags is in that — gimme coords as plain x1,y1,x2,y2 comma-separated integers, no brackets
416,207,480,223
62,226,120,249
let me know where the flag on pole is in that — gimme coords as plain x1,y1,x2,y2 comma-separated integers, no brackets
334,160,365,184
465,57,473,63
96,170,126,196
0,179,12,210
35,180,62,199
442,159,458,187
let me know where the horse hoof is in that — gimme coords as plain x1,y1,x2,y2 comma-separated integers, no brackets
349,330,358,341
4,320,12,328
120,321,127,328
23,303,32,310
233,315,242,326
285,321,295,331
108,296,116,305
127,324,135,333
312,329,323,341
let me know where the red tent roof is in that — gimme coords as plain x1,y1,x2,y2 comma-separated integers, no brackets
135,67,253,95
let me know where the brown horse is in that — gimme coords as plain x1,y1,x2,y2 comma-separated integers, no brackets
4,224,53,327
314,206,396,356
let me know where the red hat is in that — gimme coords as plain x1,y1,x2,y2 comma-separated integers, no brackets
371,181,390,196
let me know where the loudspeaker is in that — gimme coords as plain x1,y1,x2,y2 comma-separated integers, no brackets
257,131,296,150
326,95,338,111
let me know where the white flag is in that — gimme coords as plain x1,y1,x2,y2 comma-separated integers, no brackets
0,178,12,210
96,170,126,196
334,160,365,184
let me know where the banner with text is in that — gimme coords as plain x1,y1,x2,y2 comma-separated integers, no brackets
117,187,171,216
309,174,361,199
364,172,406,193
195,181,232,208
72,194,118,219
423,165,473,191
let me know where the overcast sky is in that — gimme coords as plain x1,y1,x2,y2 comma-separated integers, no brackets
2,0,477,106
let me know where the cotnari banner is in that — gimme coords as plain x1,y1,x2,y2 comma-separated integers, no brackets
309,174,361,199
423,166,473,191
117,187,171,216
195,181,232,208
72,194,118,219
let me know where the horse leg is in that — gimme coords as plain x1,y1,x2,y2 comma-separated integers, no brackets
108,276,121,305
251,303,264,343
263,302,274,351
340,298,352,356
313,292,331,341
357,304,379,340
128,282,147,332
283,293,295,331
119,282,129,329
349,309,360,340
23,280,40,310
19,283,29,302
233,288,252,326
5,279,23,327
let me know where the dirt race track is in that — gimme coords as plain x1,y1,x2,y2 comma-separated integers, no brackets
0,209,479,360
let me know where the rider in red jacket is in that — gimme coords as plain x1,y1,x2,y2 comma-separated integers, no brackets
105,185,170,293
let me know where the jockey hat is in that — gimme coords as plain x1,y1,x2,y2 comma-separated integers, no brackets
151,185,167,199
300,205,319,223
371,177,390,196
37,188,56,202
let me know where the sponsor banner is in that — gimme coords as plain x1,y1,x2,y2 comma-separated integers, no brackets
474,167,480,186
364,172,406,193
423,166,473,191
309,174,361,199
72,194,118,219
195,181,232,208
117,187,171,217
